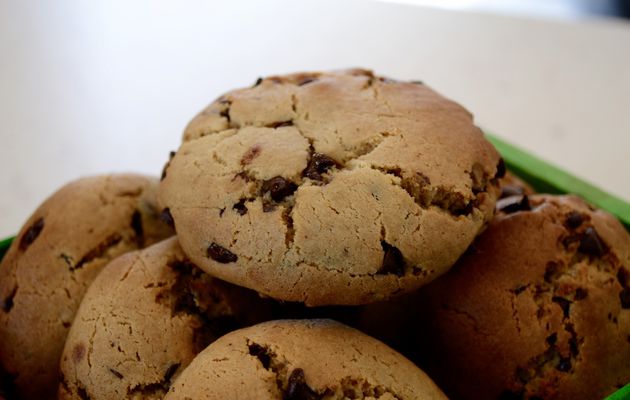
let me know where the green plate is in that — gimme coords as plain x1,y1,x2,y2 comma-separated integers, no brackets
0,236,12,261
486,134,630,232
1,136,629,398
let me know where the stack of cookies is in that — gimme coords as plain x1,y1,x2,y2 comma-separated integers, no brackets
1,69,628,400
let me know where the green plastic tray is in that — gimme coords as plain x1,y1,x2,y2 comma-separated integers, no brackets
1,136,630,399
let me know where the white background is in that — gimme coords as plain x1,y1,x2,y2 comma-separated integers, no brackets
1,0,629,238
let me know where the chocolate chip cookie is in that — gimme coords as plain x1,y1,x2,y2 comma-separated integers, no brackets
159,69,503,306
0,174,173,399
413,194,630,399
59,237,274,399
164,319,447,399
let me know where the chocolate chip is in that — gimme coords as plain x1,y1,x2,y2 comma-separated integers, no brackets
410,80,424,85
130,210,144,247
206,243,237,263
500,185,524,199
556,358,571,372
378,241,405,277
618,267,629,289
512,285,527,295
160,208,175,228
262,177,297,202
546,333,557,345
248,343,271,369
574,287,588,300
564,211,584,229
161,151,176,180
241,145,262,165
285,368,320,400
233,199,248,215
620,289,630,309
163,363,180,382
578,227,605,257
1,286,17,312
72,343,86,363
303,153,339,181
544,261,561,283
266,120,293,128
298,77,316,86
552,296,571,318
495,158,506,179
496,195,530,214
19,217,44,251
254,77,263,86
108,368,123,379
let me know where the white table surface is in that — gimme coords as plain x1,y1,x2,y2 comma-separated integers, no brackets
1,0,629,239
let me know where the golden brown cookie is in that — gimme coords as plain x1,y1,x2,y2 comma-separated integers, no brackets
159,69,503,306
413,194,630,399
59,237,274,399
164,319,447,399
0,174,173,399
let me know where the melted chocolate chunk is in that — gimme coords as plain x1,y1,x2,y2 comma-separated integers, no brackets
574,287,588,300
267,120,294,128
19,217,44,251
233,199,248,215
1,286,17,312
303,153,339,181
578,227,605,257
544,261,561,283
556,358,571,372
253,77,263,87
546,333,557,346
109,368,123,379
496,195,531,214
160,208,175,228
285,368,320,400
500,185,524,199
262,177,297,202
618,267,629,288
495,158,506,179
206,243,237,264
378,241,405,277
620,289,630,309
248,343,271,369
298,77,316,86
552,296,571,318
564,211,584,229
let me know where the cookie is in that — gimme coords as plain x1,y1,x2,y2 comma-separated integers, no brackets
59,237,274,399
164,319,447,399
499,171,535,199
159,68,503,306
413,194,630,399
0,174,173,399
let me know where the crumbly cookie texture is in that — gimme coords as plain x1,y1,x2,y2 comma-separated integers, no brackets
159,69,503,306
0,174,173,399
59,237,274,400
414,194,630,399
164,319,447,400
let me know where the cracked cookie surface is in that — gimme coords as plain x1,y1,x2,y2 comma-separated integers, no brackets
164,319,446,400
159,69,502,306
0,174,173,399
413,194,630,399
58,237,274,400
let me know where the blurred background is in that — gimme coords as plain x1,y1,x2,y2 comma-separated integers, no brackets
384,0,630,19
0,0,629,237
